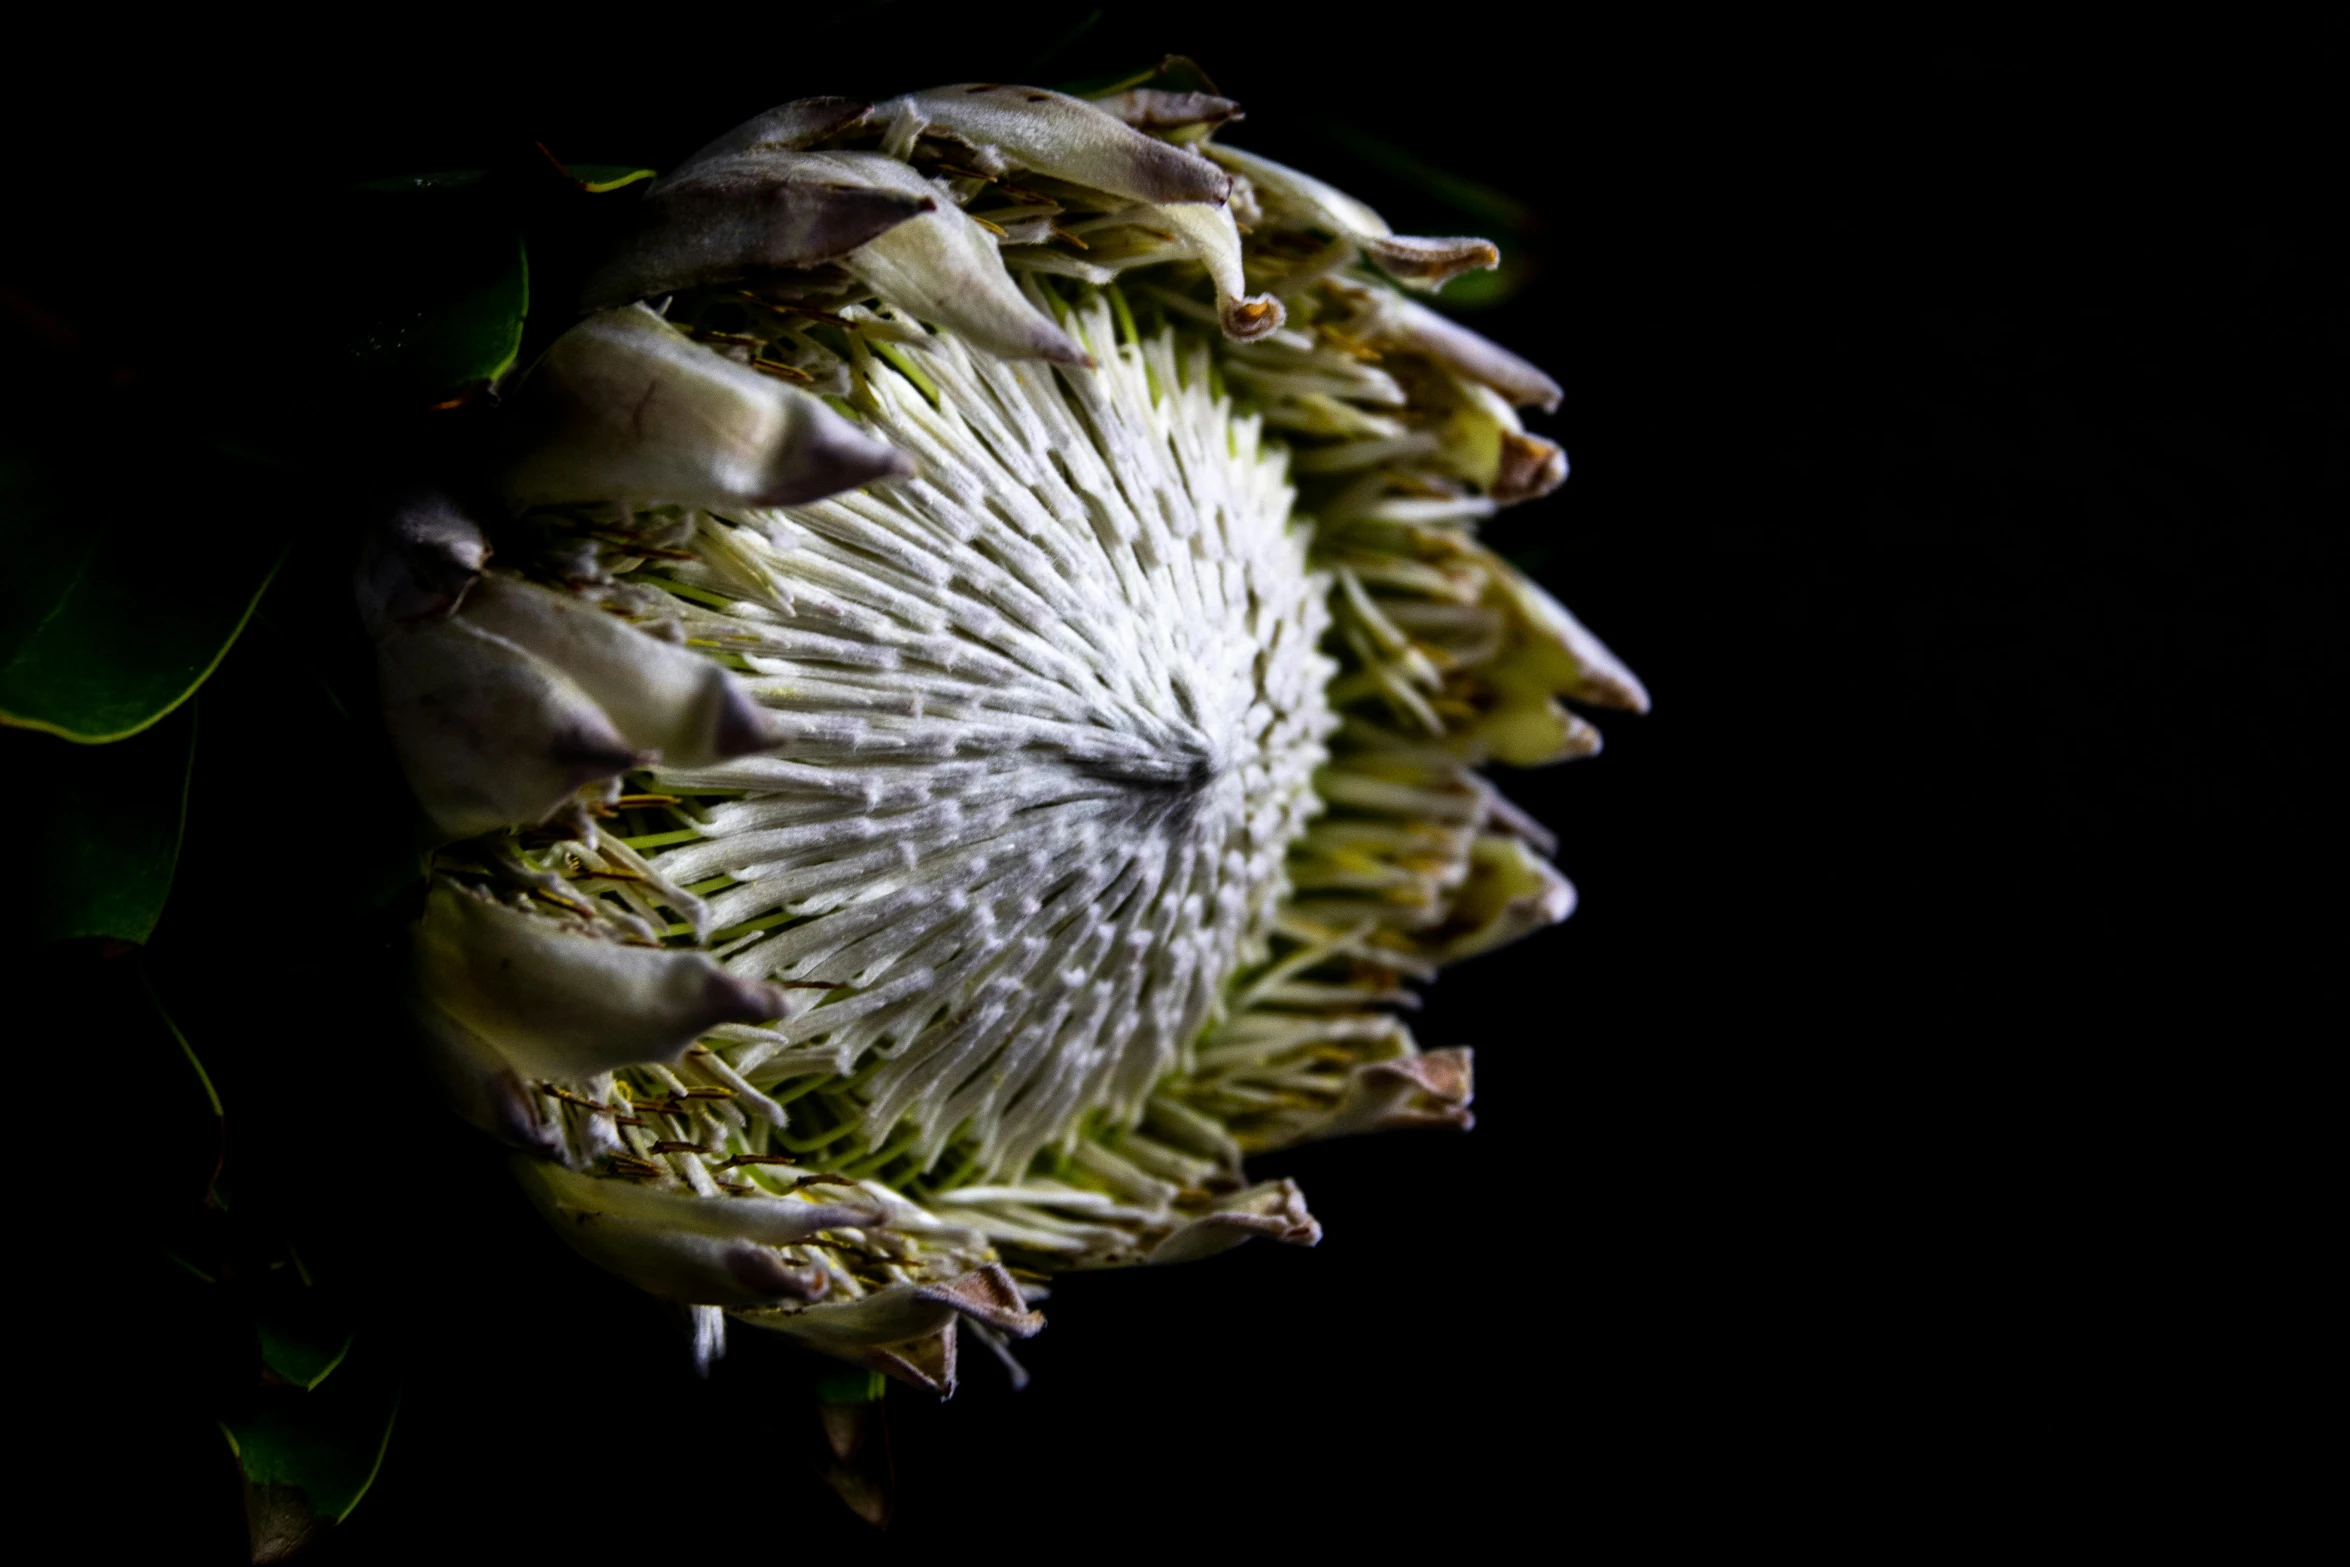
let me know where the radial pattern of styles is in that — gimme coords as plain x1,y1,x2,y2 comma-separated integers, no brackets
643,296,1334,1185
377,75,1647,1389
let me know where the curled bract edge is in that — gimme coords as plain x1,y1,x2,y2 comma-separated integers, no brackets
820,152,1095,365
1152,199,1286,342
744,1264,1044,1393
1206,142,1502,290
1095,89,1245,134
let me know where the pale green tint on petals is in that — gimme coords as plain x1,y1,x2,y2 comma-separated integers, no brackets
1353,286,1565,411
1475,541,1653,715
1436,837,1577,962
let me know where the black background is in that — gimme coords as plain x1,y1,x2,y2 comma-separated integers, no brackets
10,8,2338,1557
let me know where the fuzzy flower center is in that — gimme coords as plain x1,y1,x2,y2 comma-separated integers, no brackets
629,289,1335,1183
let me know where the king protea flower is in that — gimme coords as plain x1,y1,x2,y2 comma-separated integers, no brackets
369,77,1646,1392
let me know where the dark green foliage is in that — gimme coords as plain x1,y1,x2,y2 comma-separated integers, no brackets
328,181,529,409
20,706,194,942
0,442,288,742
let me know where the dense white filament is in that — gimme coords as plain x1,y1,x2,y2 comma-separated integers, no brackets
644,293,1337,1179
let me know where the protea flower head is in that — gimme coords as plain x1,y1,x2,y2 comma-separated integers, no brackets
370,74,1647,1392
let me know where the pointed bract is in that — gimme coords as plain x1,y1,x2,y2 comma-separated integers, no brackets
748,1264,1043,1393
376,615,642,840
893,84,1230,205
1370,291,1564,412
524,1157,881,1245
412,999,564,1157
1476,544,1651,713
354,492,488,636
519,1161,838,1307
1146,1179,1322,1264
1462,689,1603,766
1311,1048,1475,1140
1094,88,1245,133
916,1266,1047,1337
859,1323,957,1393
1494,431,1568,504
1155,200,1286,341
1207,142,1500,290
498,304,911,512
659,97,874,185
1436,836,1576,961
460,575,772,768
827,152,1093,364
1359,233,1503,288
415,880,787,1080
581,155,932,309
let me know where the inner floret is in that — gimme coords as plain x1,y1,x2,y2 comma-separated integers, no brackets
612,290,1336,1184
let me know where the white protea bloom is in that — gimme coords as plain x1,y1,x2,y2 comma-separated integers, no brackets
368,78,1647,1392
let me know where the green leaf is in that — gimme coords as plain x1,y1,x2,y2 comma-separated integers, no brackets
331,184,529,405
814,1366,887,1405
0,447,287,742
19,705,195,940
222,1350,399,1565
145,958,220,1113
249,1239,355,1391
254,1281,355,1391
124,962,228,1211
564,163,656,193
256,1318,354,1393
